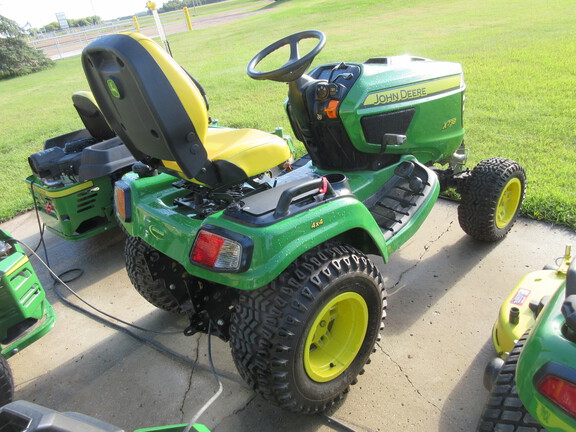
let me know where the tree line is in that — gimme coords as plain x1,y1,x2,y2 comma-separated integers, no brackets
158,0,226,13
29,15,103,36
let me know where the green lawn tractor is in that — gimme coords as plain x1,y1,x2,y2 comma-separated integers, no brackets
25,91,136,241
80,30,526,413
0,229,56,406
477,245,576,432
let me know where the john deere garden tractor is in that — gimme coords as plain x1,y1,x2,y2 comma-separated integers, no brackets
25,91,136,241
76,30,526,413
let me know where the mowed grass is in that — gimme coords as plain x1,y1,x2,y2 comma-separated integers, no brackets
0,0,574,229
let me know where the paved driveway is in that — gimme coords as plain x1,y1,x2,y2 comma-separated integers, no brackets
2,200,575,431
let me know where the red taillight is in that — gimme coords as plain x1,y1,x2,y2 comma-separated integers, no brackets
191,230,242,270
538,374,576,417
191,231,225,267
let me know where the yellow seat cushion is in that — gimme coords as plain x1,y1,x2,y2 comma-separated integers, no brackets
163,127,291,181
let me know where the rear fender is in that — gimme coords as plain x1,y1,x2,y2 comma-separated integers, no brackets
116,174,389,290
189,196,389,290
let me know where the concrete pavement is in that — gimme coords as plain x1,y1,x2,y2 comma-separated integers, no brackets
2,201,575,431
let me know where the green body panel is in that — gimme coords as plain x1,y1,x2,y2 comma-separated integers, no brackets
123,174,387,291
515,280,576,431
0,230,56,359
340,60,465,164
121,154,439,291
25,174,117,241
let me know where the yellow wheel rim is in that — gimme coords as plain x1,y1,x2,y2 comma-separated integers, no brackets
495,177,522,229
304,292,368,383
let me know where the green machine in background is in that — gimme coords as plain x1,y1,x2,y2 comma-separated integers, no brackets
478,246,576,431
0,229,56,405
25,91,136,241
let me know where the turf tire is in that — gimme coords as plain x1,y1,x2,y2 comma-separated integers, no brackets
229,242,386,414
125,235,184,313
476,331,545,432
0,356,14,407
458,157,526,242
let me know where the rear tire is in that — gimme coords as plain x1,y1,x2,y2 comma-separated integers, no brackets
476,332,545,432
229,243,386,413
125,235,186,313
459,157,526,242
0,356,14,407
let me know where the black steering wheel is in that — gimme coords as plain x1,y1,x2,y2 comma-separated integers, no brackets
247,30,326,82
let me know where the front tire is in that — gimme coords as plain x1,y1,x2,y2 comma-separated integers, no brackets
458,157,526,242
229,243,386,413
0,356,14,407
476,332,544,431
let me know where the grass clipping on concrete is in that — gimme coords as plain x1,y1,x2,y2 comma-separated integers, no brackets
0,0,574,230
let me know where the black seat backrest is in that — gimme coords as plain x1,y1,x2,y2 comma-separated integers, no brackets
72,91,116,141
81,32,210,180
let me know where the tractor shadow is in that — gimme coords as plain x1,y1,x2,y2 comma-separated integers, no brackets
374,233,501,335
437,337,495,431
9,304,246,431
215,396,363,432
10,300,359,432
21,225,128,304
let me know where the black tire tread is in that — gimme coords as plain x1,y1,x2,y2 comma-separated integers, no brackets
476,331,546,432
125,235,180,313
229,242,387,414
0,356,14,407
458,157,526,242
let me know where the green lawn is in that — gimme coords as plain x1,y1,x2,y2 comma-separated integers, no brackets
1,0,574,229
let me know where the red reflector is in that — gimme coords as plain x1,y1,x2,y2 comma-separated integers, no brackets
191,231,225,267
319,177,329,194
539,375,576,417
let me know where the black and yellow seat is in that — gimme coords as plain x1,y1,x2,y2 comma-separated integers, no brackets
81,32,291,188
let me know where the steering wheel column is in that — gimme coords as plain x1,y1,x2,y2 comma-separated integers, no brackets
246,30,326,82
247,31,327,146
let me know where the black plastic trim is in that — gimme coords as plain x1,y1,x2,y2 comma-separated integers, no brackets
223,177,353,227
0,401,124,432
567,257,576,297
78,137,135,182
363,160,434,241
361,108,415,146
